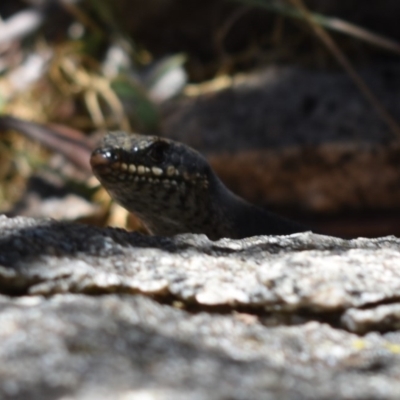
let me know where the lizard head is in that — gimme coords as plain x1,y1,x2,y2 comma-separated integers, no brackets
91,131,212,190
90,131,218,236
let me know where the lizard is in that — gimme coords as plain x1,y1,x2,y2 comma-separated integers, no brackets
90,131,309,240
2,115,399,238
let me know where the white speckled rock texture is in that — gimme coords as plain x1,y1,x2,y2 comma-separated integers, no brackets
1,215,400,399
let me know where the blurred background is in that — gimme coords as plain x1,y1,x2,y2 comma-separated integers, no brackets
1,0,400,237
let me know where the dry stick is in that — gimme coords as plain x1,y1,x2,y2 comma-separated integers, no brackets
215,6,250,55
288,0,400,140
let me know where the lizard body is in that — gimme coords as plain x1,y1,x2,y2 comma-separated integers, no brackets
91,131,308,240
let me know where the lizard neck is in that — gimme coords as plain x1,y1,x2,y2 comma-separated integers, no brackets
210,176,308,239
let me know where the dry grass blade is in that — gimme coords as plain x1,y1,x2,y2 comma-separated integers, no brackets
51,53,130,131
287,0,400,140
235,0,400,55
59,0,103,35
324,17,400,55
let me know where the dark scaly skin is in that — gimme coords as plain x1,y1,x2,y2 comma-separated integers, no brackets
91,131,308,240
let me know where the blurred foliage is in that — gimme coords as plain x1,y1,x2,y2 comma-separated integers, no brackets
1,0,400,220
2,0,400,130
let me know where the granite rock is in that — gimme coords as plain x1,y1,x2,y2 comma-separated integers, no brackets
1,215,400,399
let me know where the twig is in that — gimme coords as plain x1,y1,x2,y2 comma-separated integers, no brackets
288,0,400,140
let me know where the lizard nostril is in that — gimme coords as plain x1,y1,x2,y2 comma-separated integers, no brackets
90,149,119,168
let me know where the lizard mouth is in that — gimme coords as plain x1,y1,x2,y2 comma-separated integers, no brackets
90,148,209,189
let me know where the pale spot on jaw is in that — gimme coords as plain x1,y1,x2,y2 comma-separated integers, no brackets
152,167,163,176
166,166,175,177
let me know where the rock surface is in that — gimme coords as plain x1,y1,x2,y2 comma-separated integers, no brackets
162,64,400,152
1,215,400,399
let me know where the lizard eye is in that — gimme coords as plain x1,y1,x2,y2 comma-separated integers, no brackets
148,141,168,163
